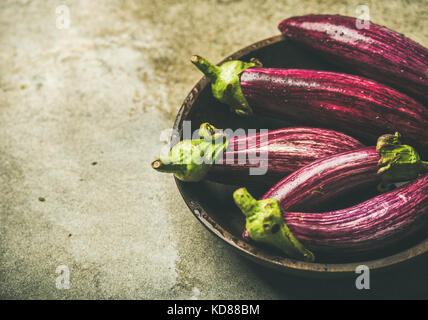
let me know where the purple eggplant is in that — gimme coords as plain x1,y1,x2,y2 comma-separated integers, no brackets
208,126,364,185
278,14,428,105
260,146,380,212
191,56,428,155
285,173,428,255
234,133,428,261
152,123,363,185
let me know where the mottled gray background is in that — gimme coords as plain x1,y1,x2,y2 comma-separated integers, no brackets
1,0,427,299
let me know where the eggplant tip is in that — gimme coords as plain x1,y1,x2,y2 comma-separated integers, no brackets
190,55,200,63
151,159,162,170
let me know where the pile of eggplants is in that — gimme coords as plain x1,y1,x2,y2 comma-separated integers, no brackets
153,14,428,262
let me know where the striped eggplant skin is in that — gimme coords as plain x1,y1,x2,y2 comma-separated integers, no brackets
206,127,365,186
241,138,428,241
278,14,428,105
241,147,379,240
285,174,428,255
153,123,363,184
240,68,428,156
261,147,379,212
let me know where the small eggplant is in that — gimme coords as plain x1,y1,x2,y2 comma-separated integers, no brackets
152,123,363,185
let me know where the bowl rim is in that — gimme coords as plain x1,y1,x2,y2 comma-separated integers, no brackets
173,35,428,276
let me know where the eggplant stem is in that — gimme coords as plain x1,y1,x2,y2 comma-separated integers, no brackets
151,159,186,173
151,159,162,169
233,188,315,262
376,132,428,189
151,123,229,182
190,55,220,81
191,55,259,116
198,122,217,139
198,122,227,142
233,188,259,218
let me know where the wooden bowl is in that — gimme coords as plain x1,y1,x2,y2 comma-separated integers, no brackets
172,35,428,278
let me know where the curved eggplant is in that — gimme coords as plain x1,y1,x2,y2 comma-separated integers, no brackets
234,134,428,261
236,174,428,261
286,174,428,255
278,14,428,105
261,146,380,212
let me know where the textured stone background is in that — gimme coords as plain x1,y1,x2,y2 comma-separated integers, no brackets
0,0,427,299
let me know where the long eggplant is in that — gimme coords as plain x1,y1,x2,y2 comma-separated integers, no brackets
278,14,428,105
236,174,428,262
234,134,428,261
259,147,380,212
191,56,428,155
152,123,363,185
262,132,428,209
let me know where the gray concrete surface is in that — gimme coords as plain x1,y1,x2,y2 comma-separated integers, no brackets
0,0,427,299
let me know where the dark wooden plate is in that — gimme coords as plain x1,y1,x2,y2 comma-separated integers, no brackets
172,35,428,278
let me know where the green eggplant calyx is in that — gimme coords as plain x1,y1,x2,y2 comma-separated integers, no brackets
151,123,228,182
376,131,402,152
191,55,261,117
233,188,315,262
376,132,426,191
198,122,227,142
